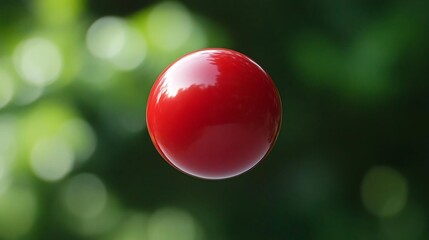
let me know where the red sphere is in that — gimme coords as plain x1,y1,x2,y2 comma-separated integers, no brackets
146,49,282,179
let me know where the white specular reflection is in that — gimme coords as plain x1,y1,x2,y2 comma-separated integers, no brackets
158,52,218,100
13,37,63,87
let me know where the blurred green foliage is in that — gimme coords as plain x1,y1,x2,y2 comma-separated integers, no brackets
0,0,428,239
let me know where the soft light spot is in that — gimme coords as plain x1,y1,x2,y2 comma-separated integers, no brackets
30,137,74,182
87,17,147,70
381,205,425,240
62,193,123,236
146,2,194,51
112,213,149,240
0,170,11,196
87,17,127,60
79,196,122,235
0,115,18,165
62,173,107,219
148,207,197,240
14,86,43,106
20,100,76,154
361,166,407,217
110,25,147,70
59,118,97,163
0,70,14,109
118,113,146,133
0,115,18,194
14,38,63,87
34,0,84,26
0,184,37,239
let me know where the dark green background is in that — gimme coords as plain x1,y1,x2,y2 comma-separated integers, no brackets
0,0,428,239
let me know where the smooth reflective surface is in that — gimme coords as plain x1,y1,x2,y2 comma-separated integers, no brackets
147,49,282,179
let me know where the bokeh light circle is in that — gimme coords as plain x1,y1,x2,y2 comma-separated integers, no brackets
30,137,75,182
87,17,128,60
146,2,194,51
361,166,408,218
62,173,107,219
13,38,63,87
0,70,14,109
0,184,37,239
59,118,97,163
87,16,147,70
148,207,198,240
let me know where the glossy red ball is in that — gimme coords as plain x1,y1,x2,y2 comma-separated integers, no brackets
146,48,282,179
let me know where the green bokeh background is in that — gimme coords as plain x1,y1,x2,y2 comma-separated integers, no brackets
0,0,428,239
